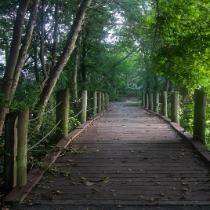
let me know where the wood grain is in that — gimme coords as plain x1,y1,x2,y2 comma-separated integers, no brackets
16,102,210,208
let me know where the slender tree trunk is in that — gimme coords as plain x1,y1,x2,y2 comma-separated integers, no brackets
34,0,92,130
80,31,88,85
39,0,47,80
0,0,30,136
10,0,40,100
4,37,9,66
72,48,80,102
51,2,59,69
33,40,40,82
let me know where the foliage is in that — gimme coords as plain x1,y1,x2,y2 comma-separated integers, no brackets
0,0,209,168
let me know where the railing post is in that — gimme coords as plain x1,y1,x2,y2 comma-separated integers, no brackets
4,113,18,191
17,108,29,186
149,92,154,111
171,91,180,124
145,93,149,109
102,93,105,111
81,90,88,123
56,88,70,137
98,92,102,113
104,93,107,109
193,89,206,144
93,91,97,117
107,94,110,107
162,91,168,117
105,93,110,109
154,92,159,113
144,92,147,108
142,91,145,107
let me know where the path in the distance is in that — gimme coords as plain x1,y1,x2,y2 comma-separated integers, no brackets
20,102,210,209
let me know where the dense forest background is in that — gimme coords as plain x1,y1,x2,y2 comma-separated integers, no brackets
0,0,209,172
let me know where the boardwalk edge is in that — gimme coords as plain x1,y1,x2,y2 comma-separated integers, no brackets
4,113,103,205
144,107,210,164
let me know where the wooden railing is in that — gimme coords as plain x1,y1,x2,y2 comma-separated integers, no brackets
142,89,207,145
3,90,109,191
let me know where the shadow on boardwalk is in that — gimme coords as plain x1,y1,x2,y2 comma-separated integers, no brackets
15,102,210,209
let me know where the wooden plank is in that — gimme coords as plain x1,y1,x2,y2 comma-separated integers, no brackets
4,113,102,204
8,102,210,208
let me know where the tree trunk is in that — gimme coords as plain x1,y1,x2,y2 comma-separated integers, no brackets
34,0,92,130
39,0,47,81
4,113,18,191
73,53,79,102
80,90,87,123
17,108,29,186
33,39,40,82
193,89,206,144
80,33,88,85
0,0,30,136
51,2,59,69
56,89,70,138
10,0,40,100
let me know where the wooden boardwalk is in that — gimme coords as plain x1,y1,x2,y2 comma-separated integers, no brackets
19,102,210,209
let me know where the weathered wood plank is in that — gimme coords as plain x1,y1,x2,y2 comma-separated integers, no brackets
11,102,210,208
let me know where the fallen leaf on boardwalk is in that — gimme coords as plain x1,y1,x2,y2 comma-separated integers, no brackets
91,187,100,193
100,176,110,184
80,177,95,187
159,192,165,197
85,181,95,187
146,197,155,202
182,187,188,192
116,204,122,208
80,176,87,182
139,195,145,200
70,181,77,185
65,147,85,155
54,190,63,195
58,153,65,157
181,181,187,186
67,159,75,163
170,156,176,160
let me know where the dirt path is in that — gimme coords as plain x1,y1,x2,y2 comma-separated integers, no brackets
16,102,210,209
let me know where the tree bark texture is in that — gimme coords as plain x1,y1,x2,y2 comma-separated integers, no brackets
34,0,92,130
0,0,32,136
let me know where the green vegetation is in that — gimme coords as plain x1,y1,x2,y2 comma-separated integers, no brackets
0,0,209,175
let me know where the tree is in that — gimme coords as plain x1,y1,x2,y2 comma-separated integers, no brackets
34,0,92,130
0,0,39,135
